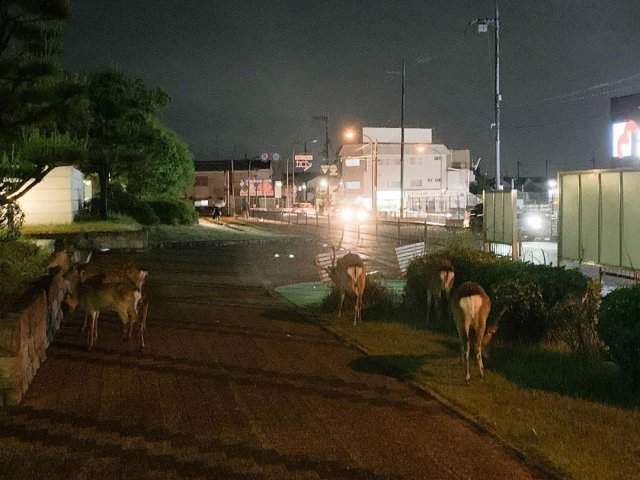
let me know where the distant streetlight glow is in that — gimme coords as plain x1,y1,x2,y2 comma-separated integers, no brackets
417,145,426,153
343,129,356,141
320,178,328,188
547,179,557,189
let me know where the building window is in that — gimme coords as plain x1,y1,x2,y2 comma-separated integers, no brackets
388,180,401,188
410,179,423,187
195,175,208,187
345,181,361,190
345,158,361,167
434,156,442,162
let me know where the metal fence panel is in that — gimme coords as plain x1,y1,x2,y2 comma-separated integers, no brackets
560,174,580,261
600,172,621,267
503,192,513,244
622,171,640,269
560,169,640,271
580,173,599,263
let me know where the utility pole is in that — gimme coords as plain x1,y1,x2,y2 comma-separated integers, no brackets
400,59,406,218
473,0,502,190
313,115,330,164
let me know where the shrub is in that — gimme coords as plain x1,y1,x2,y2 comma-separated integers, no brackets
109,186,159,225
404,245,592,344
549,280,602,362
322,278,395,321
148,199,198,225
598,284,640,390
492,278,547,343
0,201,25,241
0,240,49,312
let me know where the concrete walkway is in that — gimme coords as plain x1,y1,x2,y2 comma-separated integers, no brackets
0,245,543,479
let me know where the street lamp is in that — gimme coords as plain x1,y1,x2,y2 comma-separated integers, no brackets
343,128,378,217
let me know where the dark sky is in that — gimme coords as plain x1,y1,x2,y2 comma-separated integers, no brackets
63,0,640,178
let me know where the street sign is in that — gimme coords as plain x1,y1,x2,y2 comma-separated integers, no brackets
294,153,313,172
329,164,338,176
320,165,329,174
272,153,280,161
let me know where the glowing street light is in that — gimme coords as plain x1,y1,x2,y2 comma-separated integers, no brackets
343,129,356,141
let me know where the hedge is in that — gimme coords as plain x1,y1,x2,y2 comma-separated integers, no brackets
148,199,198,225
404,245,596,347
599,284,640,390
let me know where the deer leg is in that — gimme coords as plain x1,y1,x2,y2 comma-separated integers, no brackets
426,290,432,326
462,324,471,382
353,293,360,326
81,311,89,333
476,323,486,378
87,312,98,351
139,298,149,350
338,291,345,318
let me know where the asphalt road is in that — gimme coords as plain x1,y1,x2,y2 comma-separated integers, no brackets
0,243,544,479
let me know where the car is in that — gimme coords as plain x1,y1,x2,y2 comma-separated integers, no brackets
291,202,315,215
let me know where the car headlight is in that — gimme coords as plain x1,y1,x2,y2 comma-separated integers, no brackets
525,213,543,231
340,208,354,222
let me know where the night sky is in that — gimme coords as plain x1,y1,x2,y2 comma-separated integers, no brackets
63,0,640,178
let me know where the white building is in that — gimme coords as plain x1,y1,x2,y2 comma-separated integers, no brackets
17,166,87,225
337,127,477,216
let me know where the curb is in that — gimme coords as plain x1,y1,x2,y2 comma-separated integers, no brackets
151,237,315,249
323,324,568,480
270,289,568,480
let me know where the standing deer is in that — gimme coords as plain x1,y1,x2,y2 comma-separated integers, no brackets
64,267,144,351
425,258,455,326
319,248,366,326
449,282,495,382
73,261,150,349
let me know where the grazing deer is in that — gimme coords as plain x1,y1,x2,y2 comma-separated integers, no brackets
449,282,494,382
318,248,366,326
425,258,455,326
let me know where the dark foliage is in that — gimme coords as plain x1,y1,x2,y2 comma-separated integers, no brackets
598,284,640,390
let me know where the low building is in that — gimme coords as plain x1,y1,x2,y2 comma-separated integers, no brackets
337,127,477,216
17,166,88,225
186,159,277,211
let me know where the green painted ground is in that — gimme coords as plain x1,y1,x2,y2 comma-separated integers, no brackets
276,280,406,308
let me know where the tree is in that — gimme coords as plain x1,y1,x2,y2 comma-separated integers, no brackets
83,68,170,217
0,0,87,210
123,119,194,199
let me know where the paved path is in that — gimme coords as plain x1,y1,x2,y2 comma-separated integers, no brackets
0,245,543,479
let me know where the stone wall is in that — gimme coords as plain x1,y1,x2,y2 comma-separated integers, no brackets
0,290,48,406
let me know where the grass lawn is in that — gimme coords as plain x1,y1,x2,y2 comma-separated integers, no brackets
277,282,640,480
147,220,287,244
22,216,141,235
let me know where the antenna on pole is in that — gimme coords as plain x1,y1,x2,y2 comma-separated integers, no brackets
472,0,502,190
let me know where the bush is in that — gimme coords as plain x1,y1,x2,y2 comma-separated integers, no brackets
404,245,592,344
0,240,49,312
0,201,25,241
148,199,198,225
109,186,159,225
598,284,640,389
322,278,395,321
549,280,602,362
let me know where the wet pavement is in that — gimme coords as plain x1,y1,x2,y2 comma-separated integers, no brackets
0,243,544,479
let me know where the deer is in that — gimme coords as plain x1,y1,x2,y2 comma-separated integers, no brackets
425,258,455,327
317,247,366,326
449,282,496,382
64,269,143,351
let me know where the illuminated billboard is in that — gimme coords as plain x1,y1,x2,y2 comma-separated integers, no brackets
612,120,639,158
611,94,640,159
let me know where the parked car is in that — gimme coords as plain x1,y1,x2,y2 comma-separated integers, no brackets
291,202,315,215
